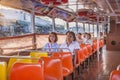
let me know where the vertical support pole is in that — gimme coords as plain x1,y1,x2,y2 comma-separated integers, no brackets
93,23,94,38
66,21,69,31
76,0,79,33
96,16,100,62
31,7,36,50
107,16,110,33
76,22,79,33
52,17,55,32
88,23,90,33
83,23,85,32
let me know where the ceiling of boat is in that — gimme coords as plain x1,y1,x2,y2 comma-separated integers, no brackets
0,0,120,21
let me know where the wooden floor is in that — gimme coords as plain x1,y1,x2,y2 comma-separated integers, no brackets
76,46,120,80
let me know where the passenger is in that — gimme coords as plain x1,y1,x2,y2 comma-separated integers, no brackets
85,33,93,45
76,33,83,44
60,31,80,55
42,32,59,53
82,32,87,44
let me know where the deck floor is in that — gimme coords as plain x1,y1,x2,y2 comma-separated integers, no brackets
76,46,120,80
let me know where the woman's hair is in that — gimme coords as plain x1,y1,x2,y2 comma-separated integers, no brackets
76,33,82,36
48,32,58,42
66,31,76,41
87,33,91,39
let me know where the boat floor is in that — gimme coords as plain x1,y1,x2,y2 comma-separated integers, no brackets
76,46,120,80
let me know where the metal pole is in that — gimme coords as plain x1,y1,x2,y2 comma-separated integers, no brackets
76,0,79,33
108,16,110,33
96,16,100,62
76,22,79,33
52,17,56,32
83,23,85,32
66,21,69,31
88,23,90,33
31,7,36,50
93,23,94,37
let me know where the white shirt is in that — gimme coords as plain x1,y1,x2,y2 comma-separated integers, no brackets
85,39,93,45
82,38,87,44
60,41,80,55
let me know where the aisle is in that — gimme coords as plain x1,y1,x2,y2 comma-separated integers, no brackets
76,46,120,80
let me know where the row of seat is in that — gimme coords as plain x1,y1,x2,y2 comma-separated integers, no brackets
0,39,104,80
9,52,73,80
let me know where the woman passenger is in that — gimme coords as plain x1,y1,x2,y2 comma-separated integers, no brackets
76,33,83,44
43,32,59,52
60,31,80,55
85,33,93,45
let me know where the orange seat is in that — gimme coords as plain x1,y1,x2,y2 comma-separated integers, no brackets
92,42,97,53
78,49,86,64
80,44,86,48
52,52,73,77
7,56,31,76
109,70,120,80
9,61,44,80
41,57,63,80
82,47,89,58
99,39,104,48
85,44,93,55
75,50,80,68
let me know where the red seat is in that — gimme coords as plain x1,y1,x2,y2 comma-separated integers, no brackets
9,61,44,80
52,52,73,77
99,39,104,48
82,47,89,58
86,44,93,55
41,57,63,80
92,41,97,53
109,70,120,80
78,49,86,64
80,44,86,48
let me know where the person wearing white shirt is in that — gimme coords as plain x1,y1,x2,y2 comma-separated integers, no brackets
76,33,83,44
60,31,80,55
85,33,93,45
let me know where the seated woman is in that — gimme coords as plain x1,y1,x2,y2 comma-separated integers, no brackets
42,32,59,53
85,33,93,45
76,33,83,44
81,33,87,44
60,31,80,55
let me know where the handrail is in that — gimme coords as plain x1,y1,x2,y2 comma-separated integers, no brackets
0,55,39,59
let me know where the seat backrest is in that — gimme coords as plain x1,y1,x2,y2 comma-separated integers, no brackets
52,52,73,76
100,40,104,47
82,47,89,58
86,44,92,55
7,57,31,76
0,62,7,80
80,44,86,48
30,52,48,62
78,49,85,63
9,61,44,80
41,57,63,80
92,42,97,52
109,70,120,80
60,52,73,75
